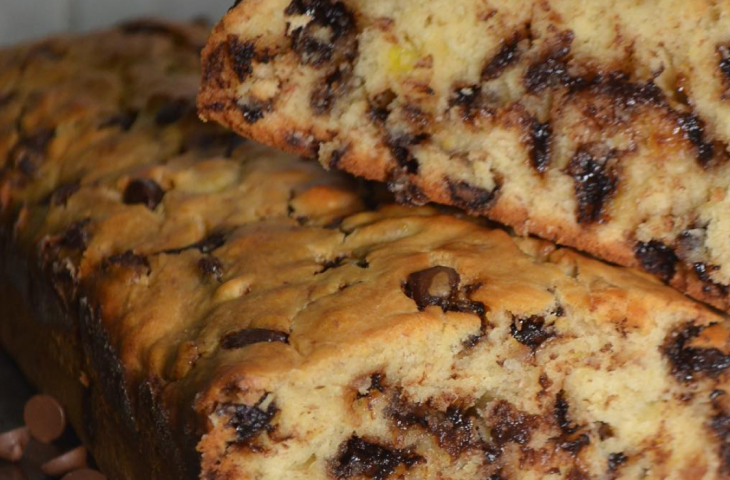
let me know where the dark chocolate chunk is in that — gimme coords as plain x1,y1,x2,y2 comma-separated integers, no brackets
634,240,678,283
510,315,554,350
221,328,290,350
102,251,150,272
403,266,460,311
446,178,500,213
9,128,55,177
677,113,715,167
198,256,224,282
566,144,618,224
239,101,269,124
525,31,574,93
608,452,628,472
664,323,730,382
98,111,137,131
285,0,357,67
554,390,578,435
489,401,539,446
227,35,257,82
155,98,191,125
332,436,424,479
529,120,552,172
123,178,165,210
50,182,80,207
482,35,521,81
559,433,590,455
222,399,277,443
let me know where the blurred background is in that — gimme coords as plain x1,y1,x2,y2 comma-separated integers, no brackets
0,0,232,45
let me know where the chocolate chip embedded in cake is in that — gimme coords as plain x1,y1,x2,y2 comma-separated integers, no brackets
199,0,730,313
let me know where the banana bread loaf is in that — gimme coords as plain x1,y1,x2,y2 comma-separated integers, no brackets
198,0,730,314
3,19,730,480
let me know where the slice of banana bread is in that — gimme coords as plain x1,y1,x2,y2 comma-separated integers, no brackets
4,19,730,480
198,0,730,313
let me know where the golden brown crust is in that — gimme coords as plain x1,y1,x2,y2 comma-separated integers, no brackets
198,0,730,313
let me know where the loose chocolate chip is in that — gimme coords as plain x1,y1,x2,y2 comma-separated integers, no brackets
98,111,137,131
50,182,80,207
559,433,590,455
24,395,66,443
0,427,30,462
566,145,618,224
332,436,424,479
285,0,357,67
123,178,165,210
554,390,578,435
41,446,88,477
446,179,500,213
677,113,715,167
608,452,628,472
525,31,574,93
664,323,730,382
198,256,224,282
227,36,256,82
222,399,278,443
634,240,678,283
155,99,191,125
510,315,554,350
221,328,290,350
482,35,521,81
529,120,552,172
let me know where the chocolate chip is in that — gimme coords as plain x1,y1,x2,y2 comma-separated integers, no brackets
554,390,578,435
559,433,590,455
357,373,385,399
317,255,347,274
482,35,521,81
312,68,349,114
608,452,628,472
634,240,678,283
510,315,554,350
165,231,229,255
403,266,460,311
369,90,396,124
719,45,730,84
221,328,290,350
9,128,55,177
693,263,729,296
387,175,428,206
98,111,137,131
677,113,715,167
328,148,348,169
489,401,539,446
0,427,30,462
102,251,150,272
525,31,574,93
223,399,278,443
198,256,224,282
332,436,424,479
239,101,269,124
529,120,552,172
123,178,165,210
446,178,500,213
23,395,66,443
50,182,80,207
387,134,429,174
227,35,257,82
155,99,191,125
449,85,480,121
41,446,88,477
285,0,357,67
60,220,91,251
566,144,618,224
664,323,730,382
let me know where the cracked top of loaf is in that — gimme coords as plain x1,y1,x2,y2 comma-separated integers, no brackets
4,17,730,480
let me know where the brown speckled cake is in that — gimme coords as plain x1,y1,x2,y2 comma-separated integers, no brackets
198,0,730,314
4,17,730,480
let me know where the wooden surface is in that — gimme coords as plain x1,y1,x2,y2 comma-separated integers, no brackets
0,348,82,480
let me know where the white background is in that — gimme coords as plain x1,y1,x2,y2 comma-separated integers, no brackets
0,0,233,45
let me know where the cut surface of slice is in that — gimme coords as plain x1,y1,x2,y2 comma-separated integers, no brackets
198,0,730,312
